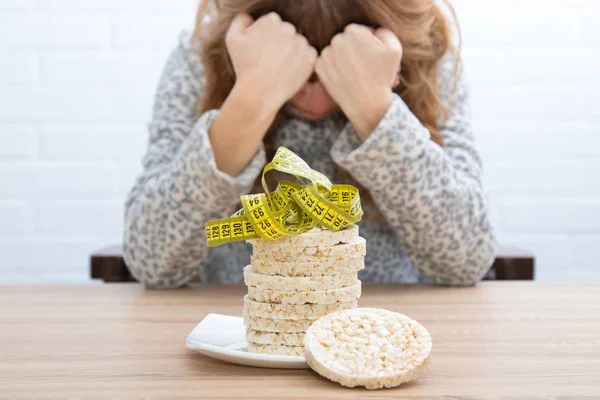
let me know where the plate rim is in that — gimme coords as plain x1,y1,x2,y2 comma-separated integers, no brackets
185,316,308,366
186,338,306,361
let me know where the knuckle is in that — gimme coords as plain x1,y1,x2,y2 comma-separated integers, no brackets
265,12,281,23
282,22,297,36
387,45,403,60
344,23,362,35
295,33,308,46
330,33,344,47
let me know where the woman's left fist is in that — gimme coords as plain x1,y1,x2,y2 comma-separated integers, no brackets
315,24,403,140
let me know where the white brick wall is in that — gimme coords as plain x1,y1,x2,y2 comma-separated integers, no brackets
0,0,598,282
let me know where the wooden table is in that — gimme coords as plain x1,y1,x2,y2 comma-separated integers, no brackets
2,283,599,398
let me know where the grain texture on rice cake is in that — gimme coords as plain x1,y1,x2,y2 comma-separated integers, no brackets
252,237,366,262
246,329,305,346
247,283,361,305
244,266,357,291
243,295,357,320
243,315,315,333
247,342,304,356
250,256,364,277
304,308,432,390
247,225,359,249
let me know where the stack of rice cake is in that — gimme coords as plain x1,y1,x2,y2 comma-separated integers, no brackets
243,225,365,356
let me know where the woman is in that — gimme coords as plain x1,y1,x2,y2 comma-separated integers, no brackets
124,0,497,289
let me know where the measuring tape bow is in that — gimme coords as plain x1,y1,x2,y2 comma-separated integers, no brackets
205,147,363,247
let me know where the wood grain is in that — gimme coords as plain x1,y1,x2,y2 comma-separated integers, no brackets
1,282,599,398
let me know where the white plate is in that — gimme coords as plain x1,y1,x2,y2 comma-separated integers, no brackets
186,313,309,369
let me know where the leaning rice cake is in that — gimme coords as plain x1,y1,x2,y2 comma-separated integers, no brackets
247,283,361,305
243,296,357,320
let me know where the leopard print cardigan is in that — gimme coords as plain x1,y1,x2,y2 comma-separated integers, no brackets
123,32,497,289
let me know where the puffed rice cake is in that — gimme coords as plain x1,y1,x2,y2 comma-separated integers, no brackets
243,315,315,333
247,282,361,305
250,256,364,277
251,237,366,262
246,329,305,346
247,225,359,249
243,295,357,320
244,266,357,291
304,308,432,389
247,342,304,356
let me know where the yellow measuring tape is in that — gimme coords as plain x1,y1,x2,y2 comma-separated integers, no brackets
205,147,363,247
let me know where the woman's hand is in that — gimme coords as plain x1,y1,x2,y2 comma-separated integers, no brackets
209,12,317,178
226,12,318,114
315,25,403,141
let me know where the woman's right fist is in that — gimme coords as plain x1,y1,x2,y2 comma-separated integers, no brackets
225,13,318,113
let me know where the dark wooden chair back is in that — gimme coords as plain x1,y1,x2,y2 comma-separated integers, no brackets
90,245,534,282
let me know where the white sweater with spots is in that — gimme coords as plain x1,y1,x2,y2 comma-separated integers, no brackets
123,32,497,289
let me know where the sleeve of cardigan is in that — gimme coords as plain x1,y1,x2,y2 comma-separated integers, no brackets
330,59,497,286
123,32,265,289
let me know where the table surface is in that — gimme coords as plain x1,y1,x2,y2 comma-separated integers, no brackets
2,282,600,398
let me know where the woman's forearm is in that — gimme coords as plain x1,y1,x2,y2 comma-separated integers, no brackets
209,81,279,177
210,11,318,178
124,111,266,289
332,94,496,286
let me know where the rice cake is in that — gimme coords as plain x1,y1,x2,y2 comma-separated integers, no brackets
243,296,357,320
252,237,366,262
247,342,304,356
247,283,361,305
244,266,357,291
247,225,359,249
246,329,305,346
250,256,364,277
243,315,315,333
304,308,432,389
